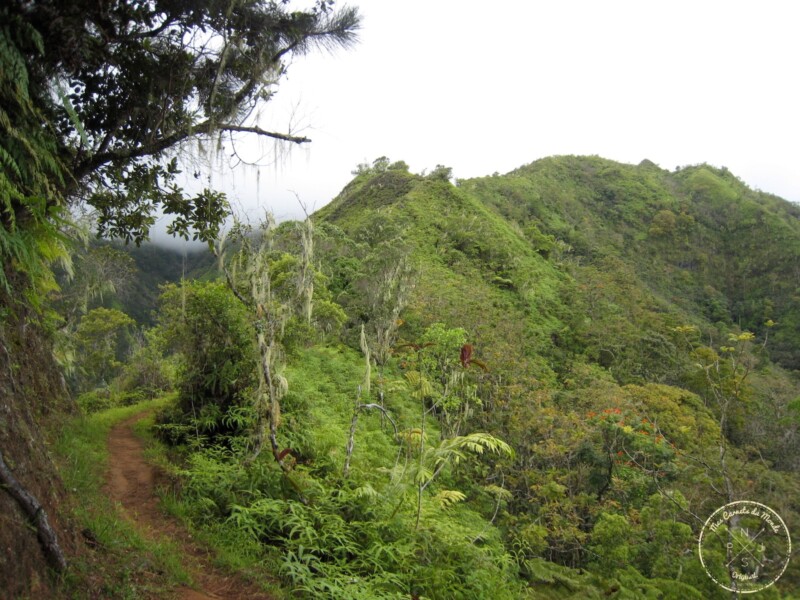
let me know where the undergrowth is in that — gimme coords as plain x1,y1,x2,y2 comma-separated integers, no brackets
152,343,526,599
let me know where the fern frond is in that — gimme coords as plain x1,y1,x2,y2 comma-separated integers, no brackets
483,484,513,501
434,489,466,509
352,483,378,501
0,145,22,181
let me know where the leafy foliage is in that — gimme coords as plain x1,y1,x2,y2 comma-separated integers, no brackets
5,0,360,245
156,280,258,443
0,7,75,306
116,328,175,399
71,307,135,392
155,342,524,598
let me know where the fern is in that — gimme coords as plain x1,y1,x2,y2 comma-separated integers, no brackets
0,14,73,303
0,145,22,182
482,484,513,501
425,432,514,477
434,489,466,509
524,557,581,588
351,483,379,501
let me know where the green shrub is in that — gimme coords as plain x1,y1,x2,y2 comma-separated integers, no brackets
76,388,115,413
116,329,175,397
117,389,148,406
156,280,258,442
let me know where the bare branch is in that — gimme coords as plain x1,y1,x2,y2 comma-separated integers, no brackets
74,121,310,182
216,124,310,144
359,403,399,438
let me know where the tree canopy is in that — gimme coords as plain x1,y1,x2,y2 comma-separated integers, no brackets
2,0,360,257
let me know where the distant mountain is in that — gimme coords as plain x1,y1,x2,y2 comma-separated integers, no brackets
106,241,215,324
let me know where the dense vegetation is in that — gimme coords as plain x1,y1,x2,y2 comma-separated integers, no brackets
3,0,800,596
0,0,360,595
59,155,800,598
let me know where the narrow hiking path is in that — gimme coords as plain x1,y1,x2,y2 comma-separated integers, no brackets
105,412,277,600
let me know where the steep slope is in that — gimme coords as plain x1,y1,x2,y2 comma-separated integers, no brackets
465,155,800,369
313,158,800,596
460,156,800,472
0,304,77,597
315,163,571,386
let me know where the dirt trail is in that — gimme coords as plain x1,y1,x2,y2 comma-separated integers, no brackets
105,412,276,600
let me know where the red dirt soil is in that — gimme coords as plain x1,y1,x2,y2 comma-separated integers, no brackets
105,412,277,600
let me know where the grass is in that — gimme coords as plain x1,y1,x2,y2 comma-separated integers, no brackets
54,395,191,599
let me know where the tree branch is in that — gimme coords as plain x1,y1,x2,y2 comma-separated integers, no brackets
0,450,67,572
217,124,310,144
343,401,399,479
359,403,399,438
74,121,310,182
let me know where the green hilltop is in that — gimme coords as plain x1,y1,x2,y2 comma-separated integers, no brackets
319,155,800,380
315,159,570,386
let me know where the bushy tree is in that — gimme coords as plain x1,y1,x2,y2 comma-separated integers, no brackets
73,307,135,391
116,327,175,398
157,280,258,442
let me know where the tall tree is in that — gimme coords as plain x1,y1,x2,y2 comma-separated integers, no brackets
72,306,135,391
4,0,360,248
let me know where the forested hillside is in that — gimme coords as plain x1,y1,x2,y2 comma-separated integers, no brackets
3,2,800,595
60,155,800,598
311,157,800,595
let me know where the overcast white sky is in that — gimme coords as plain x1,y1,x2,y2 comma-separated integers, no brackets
169,0,800,230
